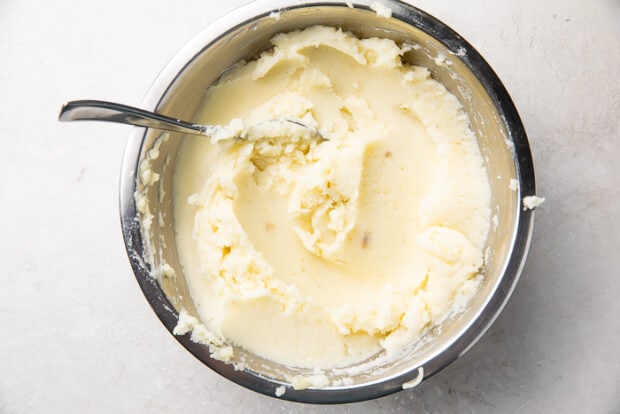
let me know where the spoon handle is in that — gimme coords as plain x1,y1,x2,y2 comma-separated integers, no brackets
58,100,207,136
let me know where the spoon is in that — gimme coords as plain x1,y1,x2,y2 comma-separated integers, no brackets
58,100,321,139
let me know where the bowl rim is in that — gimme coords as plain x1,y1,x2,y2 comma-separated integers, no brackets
119,0,536,404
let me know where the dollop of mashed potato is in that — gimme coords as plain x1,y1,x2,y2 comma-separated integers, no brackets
172,26,491,371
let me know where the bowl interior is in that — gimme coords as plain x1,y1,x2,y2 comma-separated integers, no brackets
122,1,533,403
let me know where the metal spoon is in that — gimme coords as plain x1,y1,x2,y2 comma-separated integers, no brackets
58,100,321,139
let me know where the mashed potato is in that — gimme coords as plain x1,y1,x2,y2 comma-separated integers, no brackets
172,26,491,371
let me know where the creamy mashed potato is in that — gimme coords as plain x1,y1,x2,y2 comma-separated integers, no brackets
172,26,491,370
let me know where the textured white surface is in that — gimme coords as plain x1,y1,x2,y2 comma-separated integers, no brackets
0,0,618,412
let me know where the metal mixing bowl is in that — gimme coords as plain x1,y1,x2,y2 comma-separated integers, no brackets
120,0,535,404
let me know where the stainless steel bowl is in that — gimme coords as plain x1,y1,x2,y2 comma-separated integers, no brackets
120,0,535,404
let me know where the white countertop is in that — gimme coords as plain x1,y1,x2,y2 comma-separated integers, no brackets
1,0,618,412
